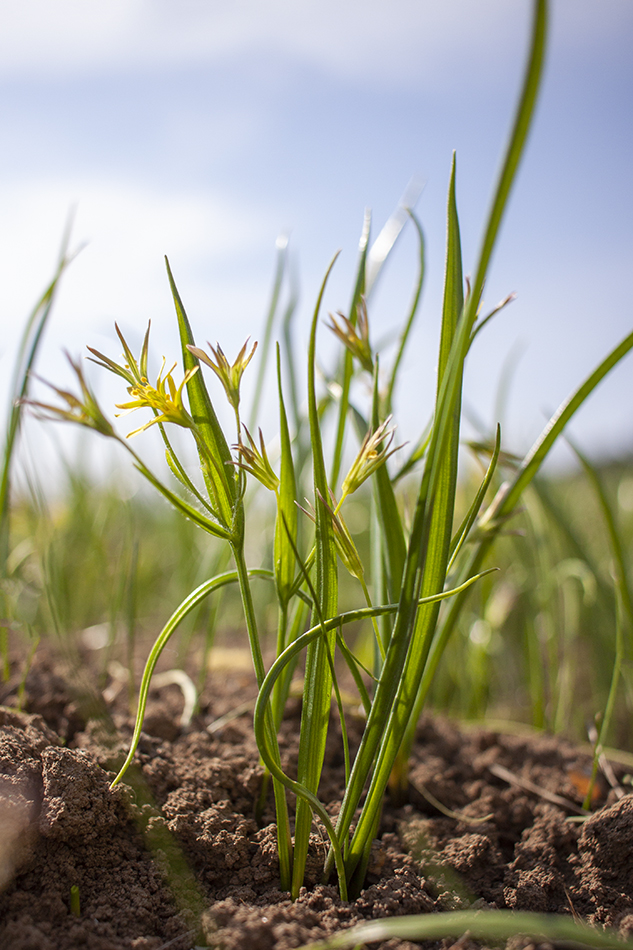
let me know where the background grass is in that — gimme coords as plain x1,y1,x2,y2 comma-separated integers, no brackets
5,444,632,750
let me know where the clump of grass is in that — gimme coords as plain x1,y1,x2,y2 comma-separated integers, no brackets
27,0,633,911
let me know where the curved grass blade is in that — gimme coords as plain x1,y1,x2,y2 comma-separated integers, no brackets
488,328,633,524
254,570,494,900
131,458,231,540
258,571,498,719
295,909,633,950
365,178,423,298
161,427,219,517
110,568,273,788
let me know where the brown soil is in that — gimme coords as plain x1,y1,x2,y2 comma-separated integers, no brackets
1,647,633,950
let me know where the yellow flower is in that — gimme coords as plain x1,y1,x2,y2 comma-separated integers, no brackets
187,338,257,413
115,358,198,437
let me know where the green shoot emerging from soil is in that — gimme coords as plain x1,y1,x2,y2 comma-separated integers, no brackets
29,0,633,907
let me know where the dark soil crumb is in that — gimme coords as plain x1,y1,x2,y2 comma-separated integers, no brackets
1,648,631,950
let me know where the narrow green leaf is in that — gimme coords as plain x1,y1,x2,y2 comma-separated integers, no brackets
248,235,287,431
365,178,423,297
370,364,406,602
292,252,340,899
341,149,466,889
111,569,272,788
165,258,236,524
1,226,75,574
274,343,298,609
131,459,231,541
447,424,501,570
330,212,370,489
384,208,426,416
467,0,548,323
419,326,633,730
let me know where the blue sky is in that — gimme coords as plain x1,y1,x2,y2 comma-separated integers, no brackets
1,0,632,478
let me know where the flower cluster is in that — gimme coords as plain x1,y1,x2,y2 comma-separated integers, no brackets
187,338,257,414
327,297,373,373
114,359,198,437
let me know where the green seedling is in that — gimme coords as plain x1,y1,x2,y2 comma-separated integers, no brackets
69,884,80,918
28,0,633,904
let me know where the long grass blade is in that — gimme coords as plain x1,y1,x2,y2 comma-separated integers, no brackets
384,209,426,415
330,212,370,489
295,909,633,950
292,253,340,899
0,226,75,572
365,178,423,297
165,258,236,525
370,364,406,603
248,235,288,431
346,150,466,892
417,326,633,725
327,0,550,891
274,344,298,610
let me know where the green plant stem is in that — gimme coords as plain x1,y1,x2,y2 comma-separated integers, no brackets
232,541,293,891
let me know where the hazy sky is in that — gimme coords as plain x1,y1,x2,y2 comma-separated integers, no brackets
2,0,632,478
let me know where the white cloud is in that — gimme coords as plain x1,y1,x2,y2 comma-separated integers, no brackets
0,176,269,361
4,1,629,86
